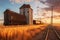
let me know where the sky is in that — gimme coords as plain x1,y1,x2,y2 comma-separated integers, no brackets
0,0,60,24
0,0,47,19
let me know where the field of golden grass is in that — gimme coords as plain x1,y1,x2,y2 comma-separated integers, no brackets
0,24,47,40
53,23,60,31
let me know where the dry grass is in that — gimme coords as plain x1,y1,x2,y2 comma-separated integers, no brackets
53,23,60,30
0,24,47,40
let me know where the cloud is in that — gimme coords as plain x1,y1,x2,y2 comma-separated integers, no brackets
10,0,44,4
45,0,60,6
10,0,23,4
41,0,60,7
25,0,32,2
10,0,33,4
43,7,60,13
41,0,60,13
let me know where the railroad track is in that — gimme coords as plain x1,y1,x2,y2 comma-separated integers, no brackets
31,25,60,40
45,25,60,40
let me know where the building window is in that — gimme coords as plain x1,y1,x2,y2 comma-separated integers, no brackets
27,11,29,13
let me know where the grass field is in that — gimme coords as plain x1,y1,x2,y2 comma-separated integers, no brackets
0,24,47,40
53,23,60,31
0,24,60,40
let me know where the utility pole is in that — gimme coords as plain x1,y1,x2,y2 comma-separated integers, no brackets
51,6,53,26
